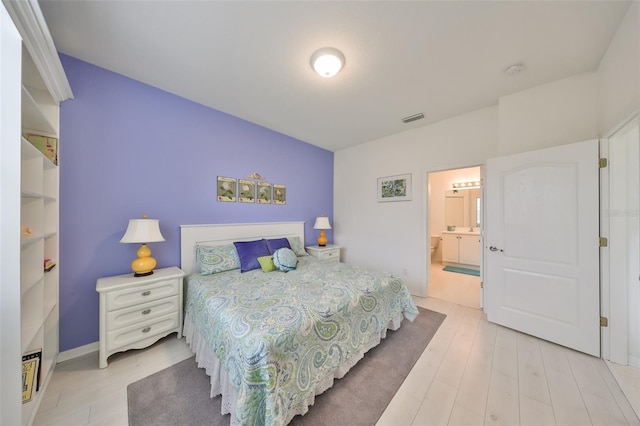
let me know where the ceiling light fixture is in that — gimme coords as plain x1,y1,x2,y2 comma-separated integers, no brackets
310,47,345,78
401,113,425,123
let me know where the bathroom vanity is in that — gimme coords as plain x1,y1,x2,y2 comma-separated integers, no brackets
441,231,481,266
441,185,481,267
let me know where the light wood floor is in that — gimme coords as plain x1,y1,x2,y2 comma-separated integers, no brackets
34,286,640,425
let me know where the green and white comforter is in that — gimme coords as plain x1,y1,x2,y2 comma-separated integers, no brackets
184,255,418,425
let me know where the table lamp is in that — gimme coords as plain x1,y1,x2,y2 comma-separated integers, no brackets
313,216,332,247
120,214,165,276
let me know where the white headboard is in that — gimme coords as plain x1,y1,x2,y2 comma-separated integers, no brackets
180,221,305,275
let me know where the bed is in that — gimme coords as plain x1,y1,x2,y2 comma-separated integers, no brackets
180,222,418,425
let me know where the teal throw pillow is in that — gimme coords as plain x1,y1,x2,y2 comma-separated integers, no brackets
273,248,298,272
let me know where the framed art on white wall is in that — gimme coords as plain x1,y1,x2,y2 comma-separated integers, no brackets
377,173,412,202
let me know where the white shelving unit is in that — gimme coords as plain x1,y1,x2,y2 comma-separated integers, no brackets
19,47,61,425
2,2,72,424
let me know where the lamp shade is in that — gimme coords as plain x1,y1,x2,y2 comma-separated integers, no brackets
120,218,165,244
313,216,332,230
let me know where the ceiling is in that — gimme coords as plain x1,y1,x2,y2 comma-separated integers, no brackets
39,1,631,152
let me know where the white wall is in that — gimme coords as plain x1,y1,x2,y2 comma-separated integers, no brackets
334,106,498,296
499,72,598,155
597,1,639,136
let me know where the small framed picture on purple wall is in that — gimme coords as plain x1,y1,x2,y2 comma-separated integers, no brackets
273,184,286,205
217,176,237,202
239,179,256,203
257,182,272,204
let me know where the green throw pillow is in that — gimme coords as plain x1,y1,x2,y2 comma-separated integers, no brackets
257,255,277,272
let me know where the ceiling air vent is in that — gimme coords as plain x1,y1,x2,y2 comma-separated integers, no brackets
401,113,424,124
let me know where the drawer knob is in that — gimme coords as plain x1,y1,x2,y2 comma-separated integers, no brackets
141,309,151,315
142,327,151,333
141,290,151,296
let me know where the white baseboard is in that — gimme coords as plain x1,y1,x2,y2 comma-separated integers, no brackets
58,341,99,363
629,355,640,368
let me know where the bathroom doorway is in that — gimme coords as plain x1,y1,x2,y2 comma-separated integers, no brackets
427,166,482,309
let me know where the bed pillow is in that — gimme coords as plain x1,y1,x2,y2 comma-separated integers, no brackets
265,237,292,254
197,244,240,275
273,247,298,272
234,239,270,272
257,255,277,272
287,236,308,256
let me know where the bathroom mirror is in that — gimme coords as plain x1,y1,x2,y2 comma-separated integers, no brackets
445,188,481,228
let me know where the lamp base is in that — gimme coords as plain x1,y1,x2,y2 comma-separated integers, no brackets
317,230,327,247
130,244,157,277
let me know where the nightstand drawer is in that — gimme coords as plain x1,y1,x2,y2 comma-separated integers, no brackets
106,296,179,331
318,250,339,261
106,279,179,310
106,312,179,350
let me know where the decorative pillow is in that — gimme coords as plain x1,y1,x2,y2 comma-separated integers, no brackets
273,248,298,272
197,244,240,275
265,237,292,254
287,236,308,256
233,239,270,273
257,255,277,272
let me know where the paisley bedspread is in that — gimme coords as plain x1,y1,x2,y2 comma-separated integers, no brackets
184,255,418,425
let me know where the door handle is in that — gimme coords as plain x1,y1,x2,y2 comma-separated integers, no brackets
489,246,504,252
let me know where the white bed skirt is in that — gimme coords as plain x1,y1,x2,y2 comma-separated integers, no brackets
183,312,405,425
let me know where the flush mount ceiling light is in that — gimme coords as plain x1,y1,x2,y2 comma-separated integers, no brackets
310,47,345,78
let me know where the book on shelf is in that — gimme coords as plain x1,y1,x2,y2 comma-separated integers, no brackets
44,258,56,272
24,133,58,165
22,349,41,403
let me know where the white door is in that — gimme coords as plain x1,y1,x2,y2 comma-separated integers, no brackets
485,140,600,356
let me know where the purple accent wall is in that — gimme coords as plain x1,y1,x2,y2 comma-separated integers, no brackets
58,55,334,352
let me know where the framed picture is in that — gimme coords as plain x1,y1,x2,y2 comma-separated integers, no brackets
257,182,272,204
273,184,286,205
217,177,237,202
377,173,412,202
238,179,256,203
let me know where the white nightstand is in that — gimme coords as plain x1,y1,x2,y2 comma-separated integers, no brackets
96,266,185,368
306,245,341,263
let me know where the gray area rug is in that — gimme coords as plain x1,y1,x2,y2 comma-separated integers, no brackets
128,307,445,426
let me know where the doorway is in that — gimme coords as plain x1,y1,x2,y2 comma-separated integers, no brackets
427,166,482,309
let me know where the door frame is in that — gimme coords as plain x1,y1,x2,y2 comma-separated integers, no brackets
601,112,639,364
423,163,484,305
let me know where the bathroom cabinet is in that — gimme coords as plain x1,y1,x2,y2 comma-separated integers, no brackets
441,232,481,266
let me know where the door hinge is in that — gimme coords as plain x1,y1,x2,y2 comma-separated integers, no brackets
599,158,608,168
600,237,608,247
480,281,484,289
600,316,608,327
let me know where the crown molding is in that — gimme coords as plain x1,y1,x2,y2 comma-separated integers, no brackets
2,0,72,103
